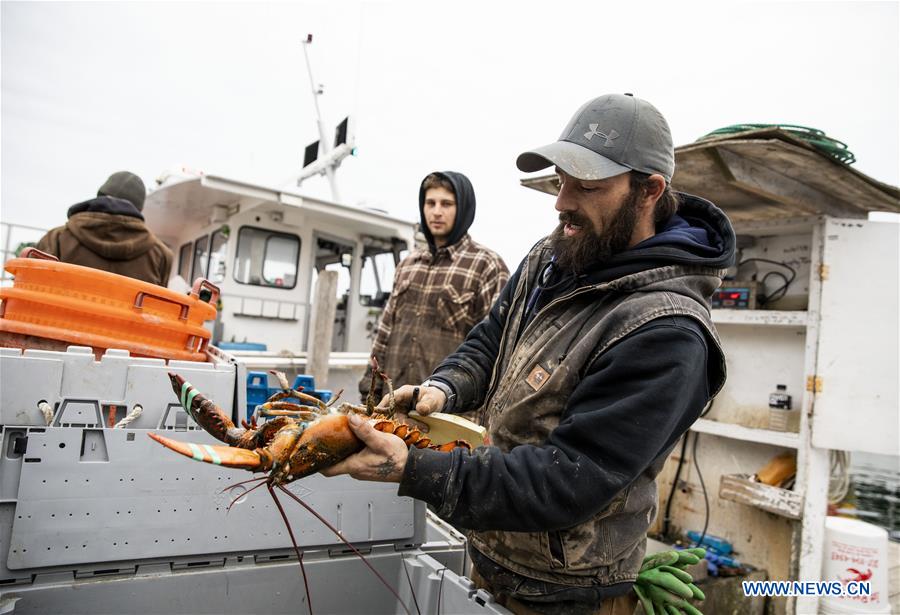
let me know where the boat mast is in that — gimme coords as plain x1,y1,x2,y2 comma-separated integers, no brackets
300,34,341,202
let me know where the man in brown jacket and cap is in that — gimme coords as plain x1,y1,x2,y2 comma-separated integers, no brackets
36,171,173,286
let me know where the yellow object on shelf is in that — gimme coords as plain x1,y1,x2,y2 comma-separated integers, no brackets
755,451,797,487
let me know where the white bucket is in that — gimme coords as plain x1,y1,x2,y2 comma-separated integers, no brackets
820,516,892,614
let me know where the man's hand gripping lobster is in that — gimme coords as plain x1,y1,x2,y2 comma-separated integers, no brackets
321,379,449,482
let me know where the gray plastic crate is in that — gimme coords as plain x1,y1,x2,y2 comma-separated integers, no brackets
422,510,469,576
0,346,236,429
0,426,425,582
0,547,510,614
0,343,498,613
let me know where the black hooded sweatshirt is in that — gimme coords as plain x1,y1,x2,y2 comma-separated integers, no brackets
398,193,735,532
418,171,477,250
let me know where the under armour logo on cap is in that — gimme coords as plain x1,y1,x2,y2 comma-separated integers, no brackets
583,124,619,147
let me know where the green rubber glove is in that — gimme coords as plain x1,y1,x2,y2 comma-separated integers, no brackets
634,549,707,615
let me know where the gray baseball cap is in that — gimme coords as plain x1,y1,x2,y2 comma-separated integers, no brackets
517,93,674,183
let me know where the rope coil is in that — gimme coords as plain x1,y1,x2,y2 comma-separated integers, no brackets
698,123,856,165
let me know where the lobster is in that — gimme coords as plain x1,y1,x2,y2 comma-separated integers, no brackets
147,361,471,615
148,366,470,483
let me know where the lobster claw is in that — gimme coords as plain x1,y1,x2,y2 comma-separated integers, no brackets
168,372,258,448
147,433,269,471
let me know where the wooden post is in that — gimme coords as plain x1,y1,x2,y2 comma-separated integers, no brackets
307,270,338,387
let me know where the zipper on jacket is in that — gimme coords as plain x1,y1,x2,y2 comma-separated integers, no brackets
480,251,534,419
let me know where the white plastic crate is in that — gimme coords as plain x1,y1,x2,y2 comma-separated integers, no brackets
0,548,510,614
422,510,469,576
0,346,235,428
0,426,425,580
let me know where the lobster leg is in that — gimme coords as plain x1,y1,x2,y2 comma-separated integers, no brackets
264,390,328,413
257,401,322,421
268,370,328,412
365,356,395,417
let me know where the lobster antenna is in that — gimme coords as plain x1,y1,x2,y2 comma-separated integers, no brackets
400,556,422,615
268,484,314,615
225,479,268,513
277,484,413,615
219,475,269,493
437,566,448,615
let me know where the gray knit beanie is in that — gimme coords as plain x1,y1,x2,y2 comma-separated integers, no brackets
98,171,146,211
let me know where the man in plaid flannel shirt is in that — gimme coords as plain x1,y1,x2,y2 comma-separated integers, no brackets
359,171,509,402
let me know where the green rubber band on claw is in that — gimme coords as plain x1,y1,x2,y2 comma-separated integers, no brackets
180,381,200,422
203,444,222,465
188,443,205,462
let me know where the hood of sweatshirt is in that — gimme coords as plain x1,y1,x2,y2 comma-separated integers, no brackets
533,193,735,304
418,171,476,252
65,196,158,260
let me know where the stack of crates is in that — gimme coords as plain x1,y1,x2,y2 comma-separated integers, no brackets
0,346,508,614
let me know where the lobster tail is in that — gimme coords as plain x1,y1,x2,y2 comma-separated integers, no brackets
147,433,270,471
430,440,471,453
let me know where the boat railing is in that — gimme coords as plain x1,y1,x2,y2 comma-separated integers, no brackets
0,221,49,286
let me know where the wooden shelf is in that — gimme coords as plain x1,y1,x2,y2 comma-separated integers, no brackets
690,418,800,449
711,309,808,327
719,473,803,520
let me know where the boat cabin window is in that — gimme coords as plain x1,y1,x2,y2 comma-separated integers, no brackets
207,228,228,284
177,243,192,281
192,236,210,281
359,237,408,308
312,238,354,299
177,227,229,283
312,237,355,351
233,226,300,289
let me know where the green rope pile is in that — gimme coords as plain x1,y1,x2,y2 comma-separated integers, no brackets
698,124,856,165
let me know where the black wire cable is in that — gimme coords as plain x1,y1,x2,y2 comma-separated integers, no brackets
662,434,690,539
662,399,714,539
760,271,791,304
693,431,710,549
738,258,796,306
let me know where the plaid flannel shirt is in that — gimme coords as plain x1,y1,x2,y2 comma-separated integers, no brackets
360,234,509,401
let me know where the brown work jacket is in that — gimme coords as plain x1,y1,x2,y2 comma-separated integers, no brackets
36,211,173,287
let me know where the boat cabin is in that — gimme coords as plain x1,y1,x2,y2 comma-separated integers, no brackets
143,170,414,355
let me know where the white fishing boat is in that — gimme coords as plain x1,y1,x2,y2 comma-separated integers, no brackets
143,166,416,397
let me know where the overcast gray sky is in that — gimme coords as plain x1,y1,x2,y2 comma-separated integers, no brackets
2,0,898,266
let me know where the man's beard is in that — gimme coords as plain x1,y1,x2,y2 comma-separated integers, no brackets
549,188,640,274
